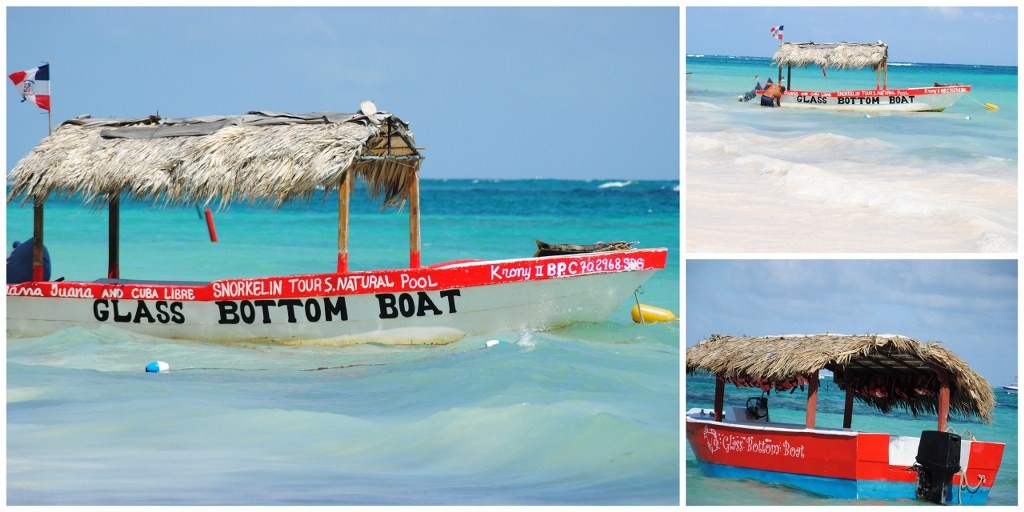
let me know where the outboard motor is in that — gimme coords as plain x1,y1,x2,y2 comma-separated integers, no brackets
914,430,961,504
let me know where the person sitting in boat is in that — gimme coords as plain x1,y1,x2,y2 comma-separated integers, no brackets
6,237,51,284
760,78,786,107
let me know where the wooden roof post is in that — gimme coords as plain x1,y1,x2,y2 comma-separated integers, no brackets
937,370,951,432
805,370,820,429
713,376,725,421
843,384,855,429
32,198,44,282
883,57,888,90
409,167,421,268
108,194,120,279
337,171,352,273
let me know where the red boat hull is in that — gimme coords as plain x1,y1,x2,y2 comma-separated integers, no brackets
686,415,1003,504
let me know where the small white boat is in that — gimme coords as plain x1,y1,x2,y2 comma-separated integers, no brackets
1003,378,1017,394
761,41,971,112
6,107,668,345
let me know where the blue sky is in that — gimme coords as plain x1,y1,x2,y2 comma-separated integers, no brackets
5,6,679,180
686,6,1017,66
686,260,1018,386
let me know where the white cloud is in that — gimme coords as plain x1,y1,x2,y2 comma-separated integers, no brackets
928,7,965,19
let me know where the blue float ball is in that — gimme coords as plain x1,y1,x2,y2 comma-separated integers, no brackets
145,361,170,373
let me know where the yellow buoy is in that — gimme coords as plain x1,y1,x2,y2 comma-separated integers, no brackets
985,103,999,111
631,304,678,323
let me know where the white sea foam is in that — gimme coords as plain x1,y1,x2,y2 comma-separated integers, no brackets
598,180,633,189
686,100,1017,252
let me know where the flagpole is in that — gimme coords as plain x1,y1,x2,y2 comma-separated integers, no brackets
32,60,51,282
47,60,52,135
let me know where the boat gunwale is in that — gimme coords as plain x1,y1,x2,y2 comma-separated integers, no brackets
685,413,860,437
7,248,669,301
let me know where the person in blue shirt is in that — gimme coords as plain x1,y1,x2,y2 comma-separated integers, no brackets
7,238,50,283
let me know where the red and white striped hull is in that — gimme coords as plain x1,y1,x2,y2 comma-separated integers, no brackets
686,410,1004,504
781,85,970,112
6,249,667,345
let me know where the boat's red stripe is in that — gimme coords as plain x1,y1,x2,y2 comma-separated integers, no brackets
754,86,971,97
952,440,1004,489
7,248,668,301
782,86,970,98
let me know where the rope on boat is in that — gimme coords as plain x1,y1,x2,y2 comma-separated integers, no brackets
965,94,999,111
633,288,645,325
957,470,986,503
944,426,977,441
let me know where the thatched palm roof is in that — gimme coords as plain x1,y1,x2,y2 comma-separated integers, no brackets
771,41,889,70
6,107,422,209
687,334,995,423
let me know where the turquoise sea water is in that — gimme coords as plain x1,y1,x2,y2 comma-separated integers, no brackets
5,179,681,505
686,55,1018,252
685,373,1018,506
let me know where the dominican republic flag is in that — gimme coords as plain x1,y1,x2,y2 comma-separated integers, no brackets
770,25,784,40
9,64,51,112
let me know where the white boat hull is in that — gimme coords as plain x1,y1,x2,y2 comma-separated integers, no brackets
777,85,970,112
7,249,667,345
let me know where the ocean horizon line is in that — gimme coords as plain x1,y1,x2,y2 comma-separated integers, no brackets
686,53,1018,71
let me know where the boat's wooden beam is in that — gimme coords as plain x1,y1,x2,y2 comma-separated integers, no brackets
713,377,725,421
108,194,120,279
860,353,929,375
393,127,423,159
922,360,953,431
409,167,421,268
337,171,352,273
805,369,820,429
32,197,44,282
860,354,897,371
844,359,876,372
883,354,931,374
353,155,424,161
883,57,888,90
937,377,951,431
935,369,951,432
843,385,855,429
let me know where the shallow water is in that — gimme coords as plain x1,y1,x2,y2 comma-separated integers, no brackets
6,179,681,505
686,55,1017,253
